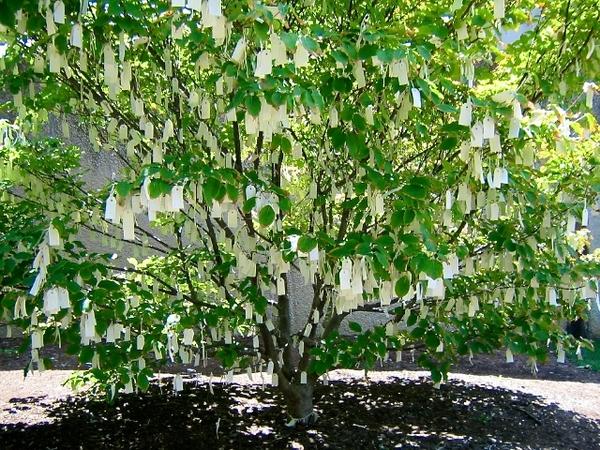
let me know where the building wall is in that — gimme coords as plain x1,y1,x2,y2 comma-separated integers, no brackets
584,97,600,337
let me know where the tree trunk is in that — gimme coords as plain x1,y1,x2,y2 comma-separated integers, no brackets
281,381,318,426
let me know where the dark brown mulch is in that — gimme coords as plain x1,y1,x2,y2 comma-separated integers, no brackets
1,377,600,450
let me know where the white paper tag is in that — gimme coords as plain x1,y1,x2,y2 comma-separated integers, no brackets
456,23,468,40
48,224,61,247
187,0,202,10
183,328,194,345
458,101,472,126
483,116,495,139
489,134,501,153
54,1,65,24
104,195,117,221
505,348,513,363
136,334,145,350
353,61,366,87
494,0,505,19
582,207,589,227
397,59,409,85
255,49,273,78
122,211,135,241
70,23,83,48
411,88,421,108
231,37,247,64
208,0,222,16
294,42,310,68
470,122,483,147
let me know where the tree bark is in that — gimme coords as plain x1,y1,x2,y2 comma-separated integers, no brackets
280,381,317,425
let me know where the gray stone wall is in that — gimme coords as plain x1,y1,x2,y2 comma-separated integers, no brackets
585,96,600,337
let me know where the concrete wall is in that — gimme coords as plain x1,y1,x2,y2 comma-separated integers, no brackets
585,96,600,337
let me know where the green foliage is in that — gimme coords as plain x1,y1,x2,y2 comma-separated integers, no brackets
570,339,600,372
0,0,599,414
258,205,276,227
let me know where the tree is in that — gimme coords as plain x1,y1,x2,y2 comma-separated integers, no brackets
1,0,599,424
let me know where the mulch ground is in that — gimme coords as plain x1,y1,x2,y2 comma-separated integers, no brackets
1,338,600,449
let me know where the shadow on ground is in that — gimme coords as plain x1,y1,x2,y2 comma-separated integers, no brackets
1,377,599,449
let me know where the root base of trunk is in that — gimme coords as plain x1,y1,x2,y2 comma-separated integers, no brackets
285,411,319,428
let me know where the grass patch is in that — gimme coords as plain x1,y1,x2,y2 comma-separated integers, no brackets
569,339,600,372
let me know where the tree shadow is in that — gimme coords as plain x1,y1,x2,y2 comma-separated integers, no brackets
1,377,599,449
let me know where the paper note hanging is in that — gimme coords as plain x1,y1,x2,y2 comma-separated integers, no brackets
255,49,272,78
70,23,83,48
48,224,61,247
122,211,135,241
187,0,202,10
583,82,595,108
482,116,495,139
397,59,409,85
294,42,310,68
458,101,472,126
352,61,366,88
411,88,421,108
208,0,222,16
494,0,505,19
171,186,184,210
231,37,247,64
104,195,117,221
456,23,468,41
53,1,65,24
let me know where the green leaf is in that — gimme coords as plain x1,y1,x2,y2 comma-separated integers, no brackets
115,181,132,198
358,44,378,59
245,95,261,116
300,36,319,52
422,259,443,279
280,32,298,50
437,103,458,114
258,205,276,226
203,177,221,202
331,50,349,66
440,137,458,150
225,184,239,202
137,372,150,391
411,326,425,339
430,367,442,383
425,332,440,349
395,276,410,298
80,346,94,364
346,132,368,160
148,179,169,199
298,235,317,253
348,321,362,333
243,197,256,213
279,196,292,213
402,184,427,200
97,279,121,291
254,21,269,41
